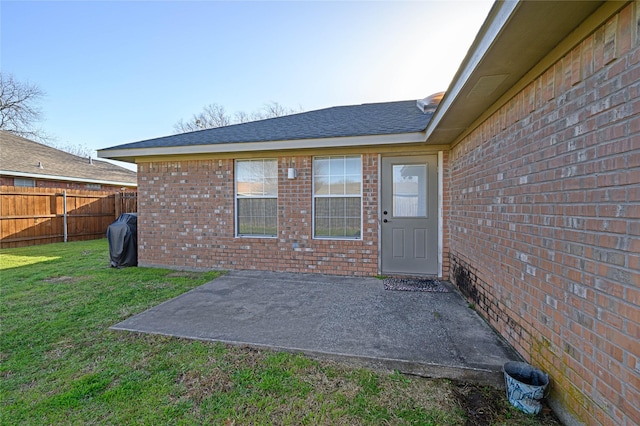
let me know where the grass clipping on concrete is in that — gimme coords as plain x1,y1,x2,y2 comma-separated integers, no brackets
1,239,558,425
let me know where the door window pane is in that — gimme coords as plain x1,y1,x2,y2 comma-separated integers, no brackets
392,164,427,217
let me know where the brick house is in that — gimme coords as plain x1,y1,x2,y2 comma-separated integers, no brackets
0,131,137,191
100,1,638,425
100,100,443,276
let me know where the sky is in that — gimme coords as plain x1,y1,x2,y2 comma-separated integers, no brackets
1,0,494,170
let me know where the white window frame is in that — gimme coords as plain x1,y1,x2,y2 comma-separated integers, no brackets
312,155,363,240
235,158,278,238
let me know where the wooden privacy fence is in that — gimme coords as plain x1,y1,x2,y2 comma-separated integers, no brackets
0,186,137,249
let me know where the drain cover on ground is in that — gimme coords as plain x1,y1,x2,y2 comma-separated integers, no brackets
383,277,449,292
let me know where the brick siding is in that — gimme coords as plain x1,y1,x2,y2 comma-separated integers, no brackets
448,4,639,425
137,154,379,276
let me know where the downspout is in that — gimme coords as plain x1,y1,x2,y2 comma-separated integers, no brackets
438,151,444,278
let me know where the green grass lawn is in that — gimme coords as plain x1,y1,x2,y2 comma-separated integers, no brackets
0,239,559,425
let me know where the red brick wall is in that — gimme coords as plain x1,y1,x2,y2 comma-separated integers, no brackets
441,150,451,278
449,4,639,425
137,154,379,276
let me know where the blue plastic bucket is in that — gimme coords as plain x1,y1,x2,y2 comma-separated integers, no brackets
503,361,549,414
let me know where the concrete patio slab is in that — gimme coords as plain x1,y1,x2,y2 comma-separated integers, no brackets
112,270,521,387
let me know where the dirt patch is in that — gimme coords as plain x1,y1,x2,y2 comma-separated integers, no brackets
454,384,500,426
175,368,235,401
167,271,205,279
43,276,81,284
453,382,560,425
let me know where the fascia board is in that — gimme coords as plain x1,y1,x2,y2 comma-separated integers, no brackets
98,132,428,161
0,170,137,187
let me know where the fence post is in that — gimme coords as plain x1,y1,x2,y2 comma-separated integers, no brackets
63,190,68,243
115,192,122,219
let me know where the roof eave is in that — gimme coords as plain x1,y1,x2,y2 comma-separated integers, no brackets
98,131,429,162
425,0,610,146
0,170,137,187
425,0,519,143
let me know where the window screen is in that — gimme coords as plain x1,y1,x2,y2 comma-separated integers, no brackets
313,155,362,239
236,159,278,237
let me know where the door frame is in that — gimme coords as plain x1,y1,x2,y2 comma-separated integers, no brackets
378,151,443,277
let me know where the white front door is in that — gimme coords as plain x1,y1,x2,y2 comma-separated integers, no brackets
381,155,438,275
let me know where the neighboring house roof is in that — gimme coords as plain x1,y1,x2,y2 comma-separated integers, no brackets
98,100,434,161
0,131,137,187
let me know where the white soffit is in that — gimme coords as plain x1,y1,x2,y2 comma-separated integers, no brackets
466,74,510,99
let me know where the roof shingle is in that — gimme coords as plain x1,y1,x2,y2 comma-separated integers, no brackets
103,100,432,151
0,131,137,186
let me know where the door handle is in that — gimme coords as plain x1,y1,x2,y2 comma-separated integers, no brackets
383,219,389,223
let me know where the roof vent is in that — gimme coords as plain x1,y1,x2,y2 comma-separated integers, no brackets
88,157,93,165
37,161,44,169
417,92,445,114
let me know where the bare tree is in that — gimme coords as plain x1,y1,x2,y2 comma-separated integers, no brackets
252,101,302,121
234,110,251,124
0,72,49,141
53,142,94,158
173,103,232,133
0,73,95,158
174,101,303,133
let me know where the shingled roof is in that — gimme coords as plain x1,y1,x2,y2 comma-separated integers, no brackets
0,131,137,187
102,100,433,152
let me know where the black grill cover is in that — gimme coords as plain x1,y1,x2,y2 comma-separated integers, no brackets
106,213,138,267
